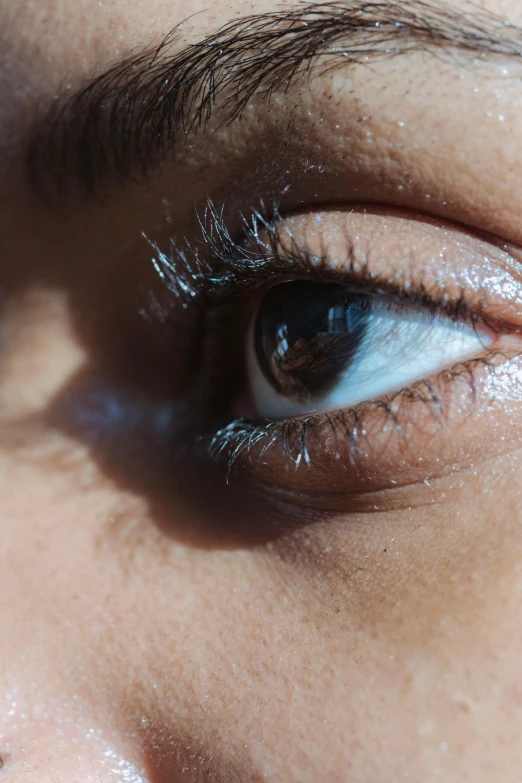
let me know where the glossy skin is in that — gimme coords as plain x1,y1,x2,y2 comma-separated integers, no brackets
3,1,522,780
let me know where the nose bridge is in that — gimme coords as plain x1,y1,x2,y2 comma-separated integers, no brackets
0,696,148,783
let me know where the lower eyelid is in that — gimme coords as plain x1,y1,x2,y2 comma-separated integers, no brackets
205,344,522,509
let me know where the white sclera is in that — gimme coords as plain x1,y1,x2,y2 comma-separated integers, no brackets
248,299,492,419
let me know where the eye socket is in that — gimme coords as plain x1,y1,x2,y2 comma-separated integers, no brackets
246,279,492,419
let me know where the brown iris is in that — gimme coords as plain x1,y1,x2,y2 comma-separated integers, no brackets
254,281,371,405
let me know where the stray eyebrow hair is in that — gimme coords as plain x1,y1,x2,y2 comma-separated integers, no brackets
27,0,522,198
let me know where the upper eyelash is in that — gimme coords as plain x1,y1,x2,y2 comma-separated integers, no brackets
145,198,291,306
145,199,504,356
147,199,485,318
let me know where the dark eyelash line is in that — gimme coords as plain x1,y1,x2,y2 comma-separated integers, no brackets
145,198,493,333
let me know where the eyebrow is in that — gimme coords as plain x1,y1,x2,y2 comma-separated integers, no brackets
27,0,522,198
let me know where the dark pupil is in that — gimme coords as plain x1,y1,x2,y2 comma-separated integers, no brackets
255,280,371,404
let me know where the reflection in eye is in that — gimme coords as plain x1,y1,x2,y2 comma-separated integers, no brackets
248,280,492,419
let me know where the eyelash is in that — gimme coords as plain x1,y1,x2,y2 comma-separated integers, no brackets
207,353,502,476
146,201,506,472
148,200,486,320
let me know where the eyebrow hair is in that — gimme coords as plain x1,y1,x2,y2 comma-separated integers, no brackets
27,0,522,198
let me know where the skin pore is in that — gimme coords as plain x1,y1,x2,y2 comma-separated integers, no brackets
3,0,522,780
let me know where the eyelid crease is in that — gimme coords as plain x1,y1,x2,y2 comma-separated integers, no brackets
145,200,522,339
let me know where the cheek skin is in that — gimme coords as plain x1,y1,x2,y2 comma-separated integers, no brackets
2,422,522,780
268,452,522,642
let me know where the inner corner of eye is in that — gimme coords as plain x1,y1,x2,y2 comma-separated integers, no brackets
239,279,494,420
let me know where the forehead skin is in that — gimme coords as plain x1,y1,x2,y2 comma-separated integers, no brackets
2,1,522,782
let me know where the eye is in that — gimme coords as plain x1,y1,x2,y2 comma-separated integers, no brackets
149,205,522,509
246,280,491,419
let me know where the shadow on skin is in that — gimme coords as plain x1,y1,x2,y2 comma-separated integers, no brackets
1,209,317,552
44,365,312,551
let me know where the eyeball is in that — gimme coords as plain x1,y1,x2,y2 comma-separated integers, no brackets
246,280,491,419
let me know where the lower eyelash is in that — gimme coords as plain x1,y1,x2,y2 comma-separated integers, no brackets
205,351,500,477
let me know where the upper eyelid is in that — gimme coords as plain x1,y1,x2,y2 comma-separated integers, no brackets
145,202,522,335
